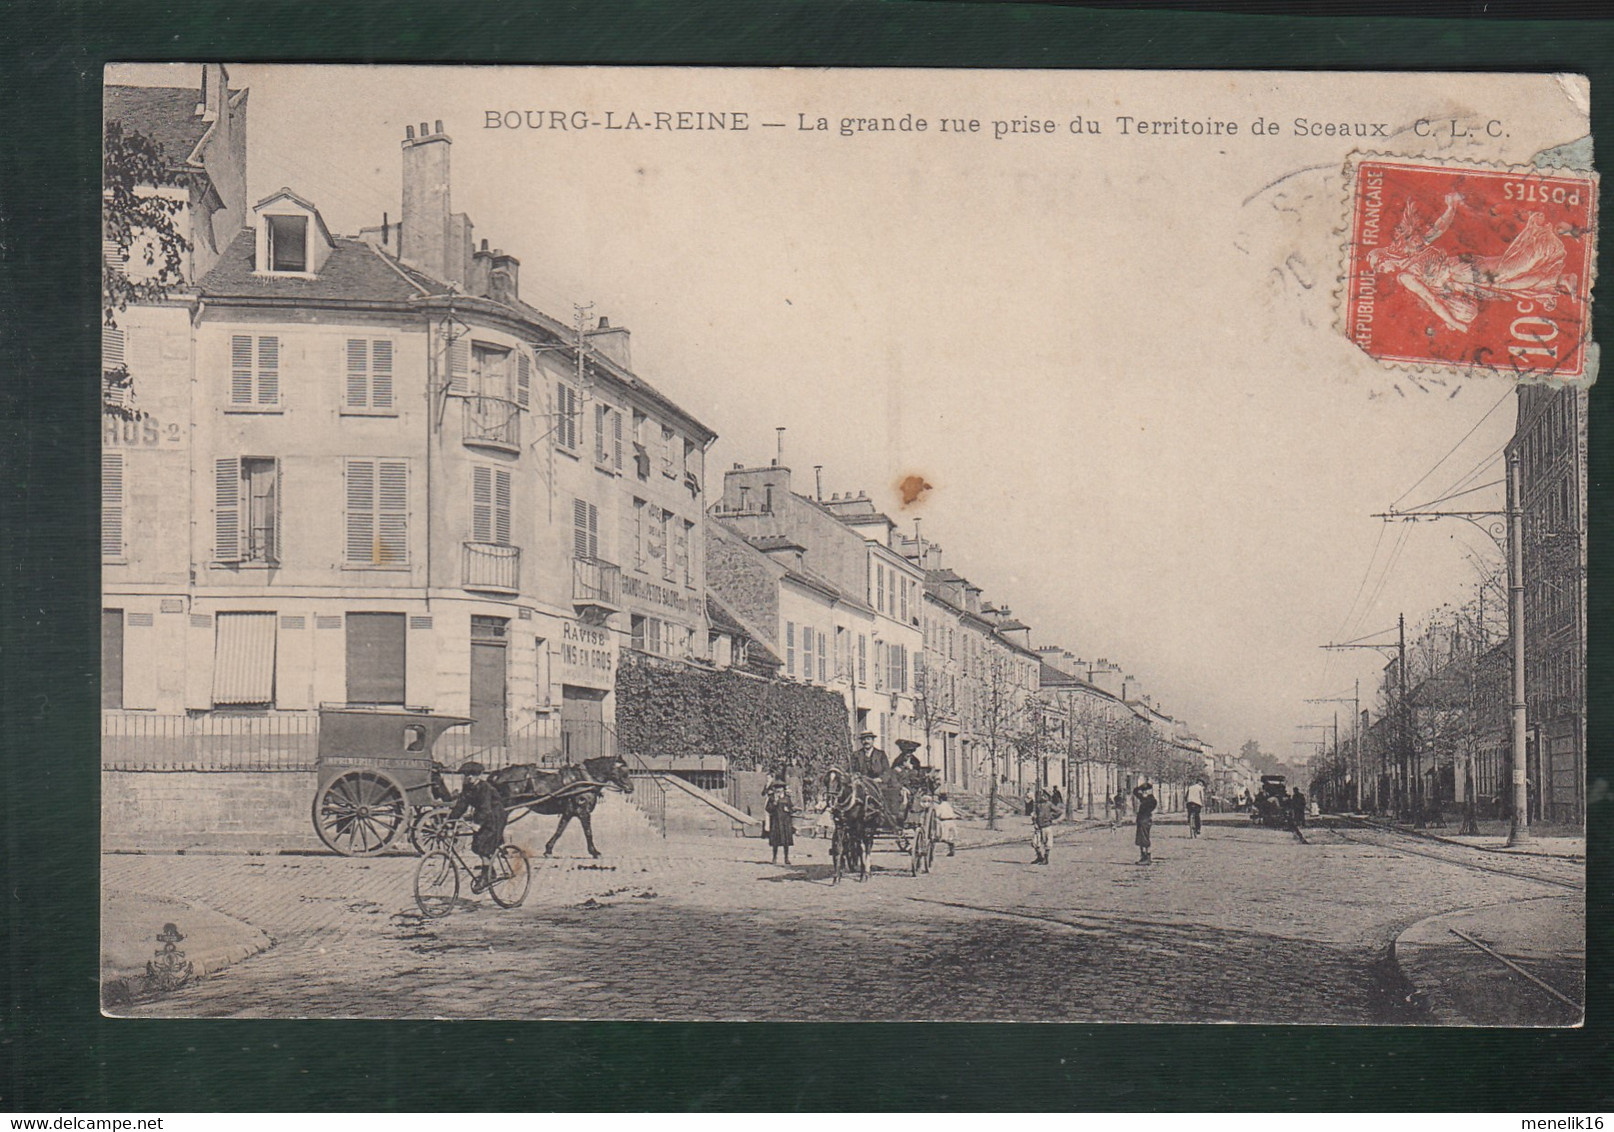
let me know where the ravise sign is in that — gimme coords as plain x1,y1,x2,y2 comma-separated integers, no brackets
560,618,615,684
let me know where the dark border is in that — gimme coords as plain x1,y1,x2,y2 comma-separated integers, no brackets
1,0,1609,1112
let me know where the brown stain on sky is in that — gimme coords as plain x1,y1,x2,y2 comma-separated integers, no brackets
897,474,934,510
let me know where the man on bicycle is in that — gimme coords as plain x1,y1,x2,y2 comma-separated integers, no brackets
447,761,507,892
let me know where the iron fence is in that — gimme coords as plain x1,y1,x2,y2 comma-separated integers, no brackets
102,712,318,771
462,395,521,450
436,716,564,771
462,541,521,593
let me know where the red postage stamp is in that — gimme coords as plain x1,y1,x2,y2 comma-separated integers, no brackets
1344,159,1597,379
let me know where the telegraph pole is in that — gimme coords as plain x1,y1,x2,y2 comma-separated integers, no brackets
1399,612,1410,821
1306,685,1363,811
1507,450,1530,844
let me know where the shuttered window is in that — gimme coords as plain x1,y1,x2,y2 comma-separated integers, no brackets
555,382,579,450
102,452,124,559
345,459,409,566
786,622,796,677
346,612,406,705
344,338,394,411
230,334,280,406
516,353,531,409
215,457,280,563
572,498,598,560
103,326,126,370
678,519,694,587
212,611,277,706
472,465,512,545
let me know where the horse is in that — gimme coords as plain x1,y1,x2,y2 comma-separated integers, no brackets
823,766,893,881
489,755,634,859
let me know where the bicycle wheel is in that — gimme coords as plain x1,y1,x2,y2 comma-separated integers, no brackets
414,850,459,917
487,845,531,908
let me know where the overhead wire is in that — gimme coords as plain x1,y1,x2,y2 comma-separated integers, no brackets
1389,386,1514,510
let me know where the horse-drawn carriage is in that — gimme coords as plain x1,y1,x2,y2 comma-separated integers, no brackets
311,706,635,857
822,766,939,882
1249,774,1291,828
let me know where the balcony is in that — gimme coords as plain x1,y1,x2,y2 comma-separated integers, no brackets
572,556,621,621
462,542,520,595
462,395,521,453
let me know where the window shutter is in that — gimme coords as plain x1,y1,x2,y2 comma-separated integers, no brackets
102,452,123,559
346,339,368,408
587,501,598,558
257,336,279,404
595,404,608,461
494,468,511,546
613,410,624,470
272,459,283,564
230,335,253,404
372,339,393,409
214,457,241,562
345,459,375,564
378,460,408,565
471,465,493,543
103,326,126,370
448,337,469,395
573,498,589,559
516,353,531,409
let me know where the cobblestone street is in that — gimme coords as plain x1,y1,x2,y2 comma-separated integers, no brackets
105,815,1582,1022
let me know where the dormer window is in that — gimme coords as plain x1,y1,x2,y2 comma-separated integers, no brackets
266,215,308,272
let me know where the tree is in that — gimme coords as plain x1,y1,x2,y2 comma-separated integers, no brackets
103,121,190,421
978,651,1028,830
911,659,955,776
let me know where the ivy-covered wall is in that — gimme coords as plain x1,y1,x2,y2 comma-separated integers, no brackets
615,654,852,786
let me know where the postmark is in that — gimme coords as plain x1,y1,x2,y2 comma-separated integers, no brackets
1344,157,1597,380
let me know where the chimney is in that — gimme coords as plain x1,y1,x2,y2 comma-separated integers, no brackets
446,213,474,287
587,316,633,368
469,238,493,297
489,249,520,303
400,121,452,280
197,64,228,123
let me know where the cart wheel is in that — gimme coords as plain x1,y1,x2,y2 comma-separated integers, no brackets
408,807,455,856
313,770,408,856
909,831,922,876
917,823,933,874
413,851,458,917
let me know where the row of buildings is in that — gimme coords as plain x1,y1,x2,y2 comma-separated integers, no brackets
102,69,1249,815
1308,382,1587,827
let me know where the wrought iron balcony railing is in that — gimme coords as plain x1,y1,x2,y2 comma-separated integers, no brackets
461,395,521,452
572,555,621,609
462,541,520,593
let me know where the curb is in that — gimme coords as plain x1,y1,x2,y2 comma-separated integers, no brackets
1333,815,1585,861
101,891,274,1010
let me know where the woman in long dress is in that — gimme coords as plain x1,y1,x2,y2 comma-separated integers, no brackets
764,778,795,865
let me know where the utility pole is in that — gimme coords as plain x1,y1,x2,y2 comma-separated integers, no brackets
1507,449,1530,844
1306,686,1363,811
1399,612,1410,822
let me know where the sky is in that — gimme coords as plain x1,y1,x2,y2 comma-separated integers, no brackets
109,64,1586,759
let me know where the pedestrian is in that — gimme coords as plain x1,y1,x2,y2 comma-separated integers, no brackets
1132,781,1157,865
1289,787,1306,830
1112,788,1129,830
1185,779,1205,838
1030,785,1056,865
764,777,795,865
1050,784,1064,812
933,792,960,856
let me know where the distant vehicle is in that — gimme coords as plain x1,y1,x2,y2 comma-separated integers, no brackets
1250,775,1291,828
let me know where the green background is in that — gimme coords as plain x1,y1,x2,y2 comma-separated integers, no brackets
1,0,1609,1111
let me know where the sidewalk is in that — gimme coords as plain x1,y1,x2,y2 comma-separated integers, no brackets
1393,895,1584,1026
101,889,272,1007
1338,815,1585,860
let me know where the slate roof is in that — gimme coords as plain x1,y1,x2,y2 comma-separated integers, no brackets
105,85,216,166
199,230,449,303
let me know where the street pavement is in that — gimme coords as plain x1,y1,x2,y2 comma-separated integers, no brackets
103,811,1584,1022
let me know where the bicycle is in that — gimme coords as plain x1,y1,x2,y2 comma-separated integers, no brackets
413,820,532,917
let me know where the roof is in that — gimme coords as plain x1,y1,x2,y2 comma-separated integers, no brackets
200,230,447,303
105,85,218,167
705,594,783,671
748,534,806,554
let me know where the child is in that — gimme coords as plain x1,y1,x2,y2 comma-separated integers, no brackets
933,792,960,857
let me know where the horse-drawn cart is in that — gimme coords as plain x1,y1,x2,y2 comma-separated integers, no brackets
311,707,472,856
824,768,938,883
410,755,636,858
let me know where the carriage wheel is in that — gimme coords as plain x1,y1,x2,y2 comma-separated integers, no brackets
408,807,455,856
909,831,923,876
413,851,458,917
917,823,933,874
313,770,408,856
488,845,531,909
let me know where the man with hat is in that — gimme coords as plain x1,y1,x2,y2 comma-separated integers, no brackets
850,730,889,779
763,774,795,866
447,761,507,891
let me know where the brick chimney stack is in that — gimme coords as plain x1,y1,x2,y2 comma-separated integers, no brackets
400,121,452,281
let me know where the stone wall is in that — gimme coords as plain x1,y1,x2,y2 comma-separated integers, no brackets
103,770,314,850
